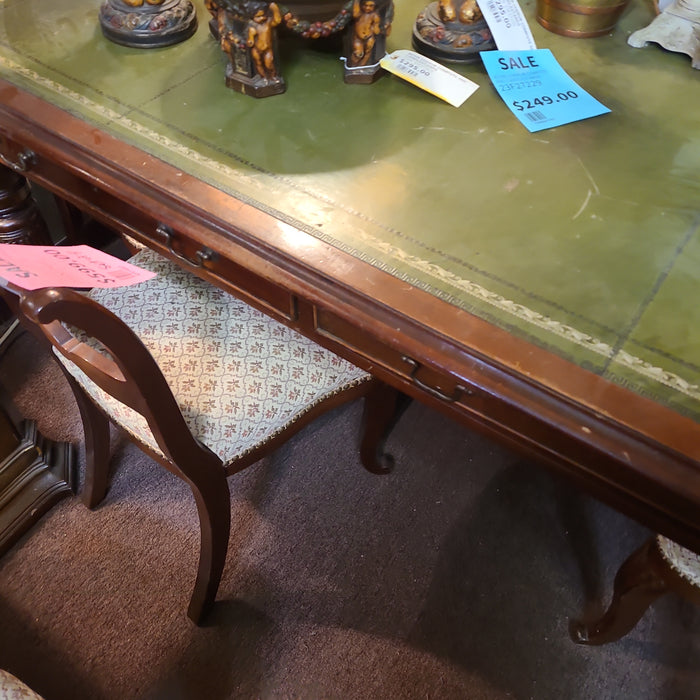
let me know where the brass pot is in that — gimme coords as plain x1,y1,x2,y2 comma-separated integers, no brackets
536,0,630,37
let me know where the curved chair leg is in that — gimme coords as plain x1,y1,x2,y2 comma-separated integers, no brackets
69,380,112,509
359,383,410,474
186,473,232,625
570,537,669,645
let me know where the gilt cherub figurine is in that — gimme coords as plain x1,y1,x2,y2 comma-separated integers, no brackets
246,2,283,80
350,0,382,66
345,0,393,81
205,0,286,97
205,0,395,96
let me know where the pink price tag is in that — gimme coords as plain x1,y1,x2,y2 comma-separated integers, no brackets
0,245,156,290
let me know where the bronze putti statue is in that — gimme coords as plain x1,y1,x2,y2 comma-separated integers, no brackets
205,0,394,97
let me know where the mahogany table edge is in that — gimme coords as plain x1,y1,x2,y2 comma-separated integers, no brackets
0,80,697,553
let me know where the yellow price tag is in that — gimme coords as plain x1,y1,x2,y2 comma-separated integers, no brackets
380,50,479,108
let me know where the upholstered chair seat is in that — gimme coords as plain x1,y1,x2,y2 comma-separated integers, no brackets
13,246,402,624
0,669,43,699
657,535,700,587
60,247,371,467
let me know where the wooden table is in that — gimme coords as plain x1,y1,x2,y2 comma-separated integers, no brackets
0,0,698,553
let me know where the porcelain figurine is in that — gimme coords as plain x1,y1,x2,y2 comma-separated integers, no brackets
628,0,700,69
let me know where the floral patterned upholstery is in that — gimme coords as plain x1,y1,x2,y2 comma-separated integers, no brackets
0,670,43,700
55,247,370,465
657,536,700,587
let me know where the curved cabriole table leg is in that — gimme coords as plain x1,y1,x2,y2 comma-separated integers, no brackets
570,536,700,645
570,538,668,645
359,382,410,475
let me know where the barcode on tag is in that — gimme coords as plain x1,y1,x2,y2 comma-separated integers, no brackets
525,110,547,122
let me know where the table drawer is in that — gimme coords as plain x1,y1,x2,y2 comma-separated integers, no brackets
0,133,158,238
313,305,481,405
101,223,299,326
0,135,298,324
173,232,298,324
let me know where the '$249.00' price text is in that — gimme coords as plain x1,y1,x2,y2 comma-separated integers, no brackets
512,90,579,111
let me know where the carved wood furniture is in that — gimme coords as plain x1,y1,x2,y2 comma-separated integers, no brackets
0,0,698,628
8,246,400,623
0,383,75,557
570,536,700,645
0,164,75,557
0,165,51,246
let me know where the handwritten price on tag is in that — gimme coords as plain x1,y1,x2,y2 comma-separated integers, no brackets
394,56,431,79
380,50,479,108
512,90,579,111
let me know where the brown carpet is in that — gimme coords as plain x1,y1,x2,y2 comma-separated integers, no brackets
0,328,698,700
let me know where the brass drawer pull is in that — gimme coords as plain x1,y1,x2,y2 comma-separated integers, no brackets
156,224,215,268
402,356,475,403
7,149,36,172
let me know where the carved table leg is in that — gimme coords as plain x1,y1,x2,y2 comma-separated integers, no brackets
569,537,700,644
0,165,52,246
0,389,76,555
0,169,76,554
570,538,669,645
359,383,410,474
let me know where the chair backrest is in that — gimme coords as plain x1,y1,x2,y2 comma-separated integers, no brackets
17,286,219,474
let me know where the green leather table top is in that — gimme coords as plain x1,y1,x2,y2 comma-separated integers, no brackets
1,0,698,419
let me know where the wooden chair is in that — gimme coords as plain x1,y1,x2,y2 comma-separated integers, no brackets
11,247,402,624
570,535,700,645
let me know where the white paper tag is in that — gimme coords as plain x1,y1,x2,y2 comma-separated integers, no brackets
479,0,537,50
380,50,479,108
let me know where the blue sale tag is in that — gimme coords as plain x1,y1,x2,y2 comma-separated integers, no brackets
480,49,610,132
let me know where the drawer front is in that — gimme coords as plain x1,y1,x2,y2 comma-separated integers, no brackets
0,135,298,324
170,231,298,325
313,305,484,406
